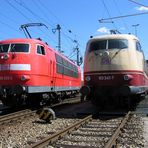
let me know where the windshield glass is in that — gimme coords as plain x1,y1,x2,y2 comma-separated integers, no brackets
10,44,29,52
89,40,107,52
89,39,128,52
108,39,128,49
0,43,29,53
0,44,9,53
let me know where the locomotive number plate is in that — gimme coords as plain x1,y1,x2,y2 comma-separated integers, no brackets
0,76,13,80
98,75,114,80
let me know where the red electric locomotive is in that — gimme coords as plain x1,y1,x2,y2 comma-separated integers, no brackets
0,38,81,106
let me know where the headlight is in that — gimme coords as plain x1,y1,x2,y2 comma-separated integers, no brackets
103,51,109,57
85,76,91,81
20,75,30,81
123,75,133,81
1,54,9,60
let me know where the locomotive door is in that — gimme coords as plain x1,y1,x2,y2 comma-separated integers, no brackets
48,49,55,91
34,44,49,86
135,41,145,85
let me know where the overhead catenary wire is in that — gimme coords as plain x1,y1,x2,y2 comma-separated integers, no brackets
0,19,21,34
37,0,79,40
31,0,56,28
128,0,148,8
99,11,148,23
36,0,81,50
113,0,130,33
100,0,119,30
28,1,81,62
2,0,82,63
25,0,80,56
5,0,49,39
14,0,50,25
6,0,33,22
13,0,50,29
68,52,77,59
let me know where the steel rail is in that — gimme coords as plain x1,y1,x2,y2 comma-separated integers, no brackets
104,111,131,148
0,97,81,123
29,115,92,148
49,97,81,107
0,109,32,123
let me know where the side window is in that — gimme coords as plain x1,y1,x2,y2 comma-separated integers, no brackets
55,54,62,63
55,54,63,74
37,45,45,55
136,41,142,52
55,53,78,78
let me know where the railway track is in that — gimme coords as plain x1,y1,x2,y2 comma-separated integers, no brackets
29,111,131,148
0,109,33,124
0,97,144,147
0,100,144,148
0,95,81,113
0,96,81,121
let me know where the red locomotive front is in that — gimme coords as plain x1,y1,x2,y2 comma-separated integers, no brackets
0,38,81,106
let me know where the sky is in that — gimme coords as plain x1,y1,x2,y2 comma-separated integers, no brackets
0,0,148,65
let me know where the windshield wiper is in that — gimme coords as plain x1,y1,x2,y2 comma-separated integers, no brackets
111,46,127,60
10,44,15,52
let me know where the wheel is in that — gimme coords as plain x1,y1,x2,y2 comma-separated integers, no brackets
26,94,42,107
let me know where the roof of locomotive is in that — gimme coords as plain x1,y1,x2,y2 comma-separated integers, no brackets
0,38,45,44
0,38,79,68
88,34,139,43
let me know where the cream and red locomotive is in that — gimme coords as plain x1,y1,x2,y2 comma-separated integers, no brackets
80,34,148,107
0,38,81,106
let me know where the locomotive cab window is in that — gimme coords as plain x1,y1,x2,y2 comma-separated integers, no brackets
0,43,29,53
10,44,29,52
108,39,128,49
37,45,45,55
136,41,142,52
0,44,9,53
89,39,128,52
89,40,107,52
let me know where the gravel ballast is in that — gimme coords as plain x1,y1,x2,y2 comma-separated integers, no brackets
0,114,79,147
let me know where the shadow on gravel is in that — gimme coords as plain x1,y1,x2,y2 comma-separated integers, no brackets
38,96,145,121
50,100,132,120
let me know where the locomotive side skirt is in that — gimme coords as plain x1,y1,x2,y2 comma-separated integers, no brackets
27,86,80,93
0,85,80,96
83,70,148,96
